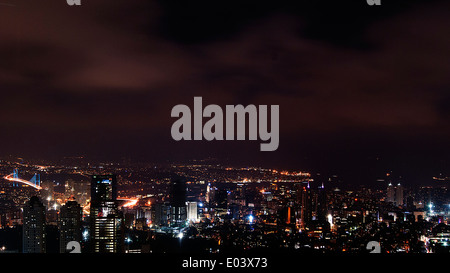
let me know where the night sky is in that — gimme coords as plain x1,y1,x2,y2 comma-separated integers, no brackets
1,0,449,186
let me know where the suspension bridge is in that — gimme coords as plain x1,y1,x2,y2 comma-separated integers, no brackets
3,169,42,190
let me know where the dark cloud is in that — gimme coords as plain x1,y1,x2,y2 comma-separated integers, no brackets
0,0,449,185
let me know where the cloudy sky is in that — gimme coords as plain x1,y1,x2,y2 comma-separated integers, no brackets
1,0,449,185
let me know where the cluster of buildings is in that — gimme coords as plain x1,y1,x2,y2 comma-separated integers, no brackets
19,174,201,253
22,175,122,253
1,160,450,253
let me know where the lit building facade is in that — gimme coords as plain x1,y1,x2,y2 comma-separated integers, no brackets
90,174,124,253
187,201,199,223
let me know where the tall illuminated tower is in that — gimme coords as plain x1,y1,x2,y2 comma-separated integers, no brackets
90,174,124,253
23,196,46,253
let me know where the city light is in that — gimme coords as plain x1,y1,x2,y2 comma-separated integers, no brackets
2,159,450,254
327,214,333,226
82,230,89,241
121,198,139,208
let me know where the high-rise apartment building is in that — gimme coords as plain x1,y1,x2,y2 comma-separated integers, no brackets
23,196,46,253
59,200,82,253
387,183,404,206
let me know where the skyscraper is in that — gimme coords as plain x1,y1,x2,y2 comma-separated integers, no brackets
59,200,82,253
23,196,46,253
387,183,396,203
386,182,404,206
316,183,327,222
396,183,404,206
300,183,313,229
170,177,187,227
90,174,124,253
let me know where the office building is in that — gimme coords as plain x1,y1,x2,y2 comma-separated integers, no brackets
90,174,124,253
170,177,187,227
23,196,46,253
187,201,199,223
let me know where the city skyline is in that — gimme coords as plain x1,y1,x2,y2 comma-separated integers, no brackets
0,157,450,254
0,154,448,189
